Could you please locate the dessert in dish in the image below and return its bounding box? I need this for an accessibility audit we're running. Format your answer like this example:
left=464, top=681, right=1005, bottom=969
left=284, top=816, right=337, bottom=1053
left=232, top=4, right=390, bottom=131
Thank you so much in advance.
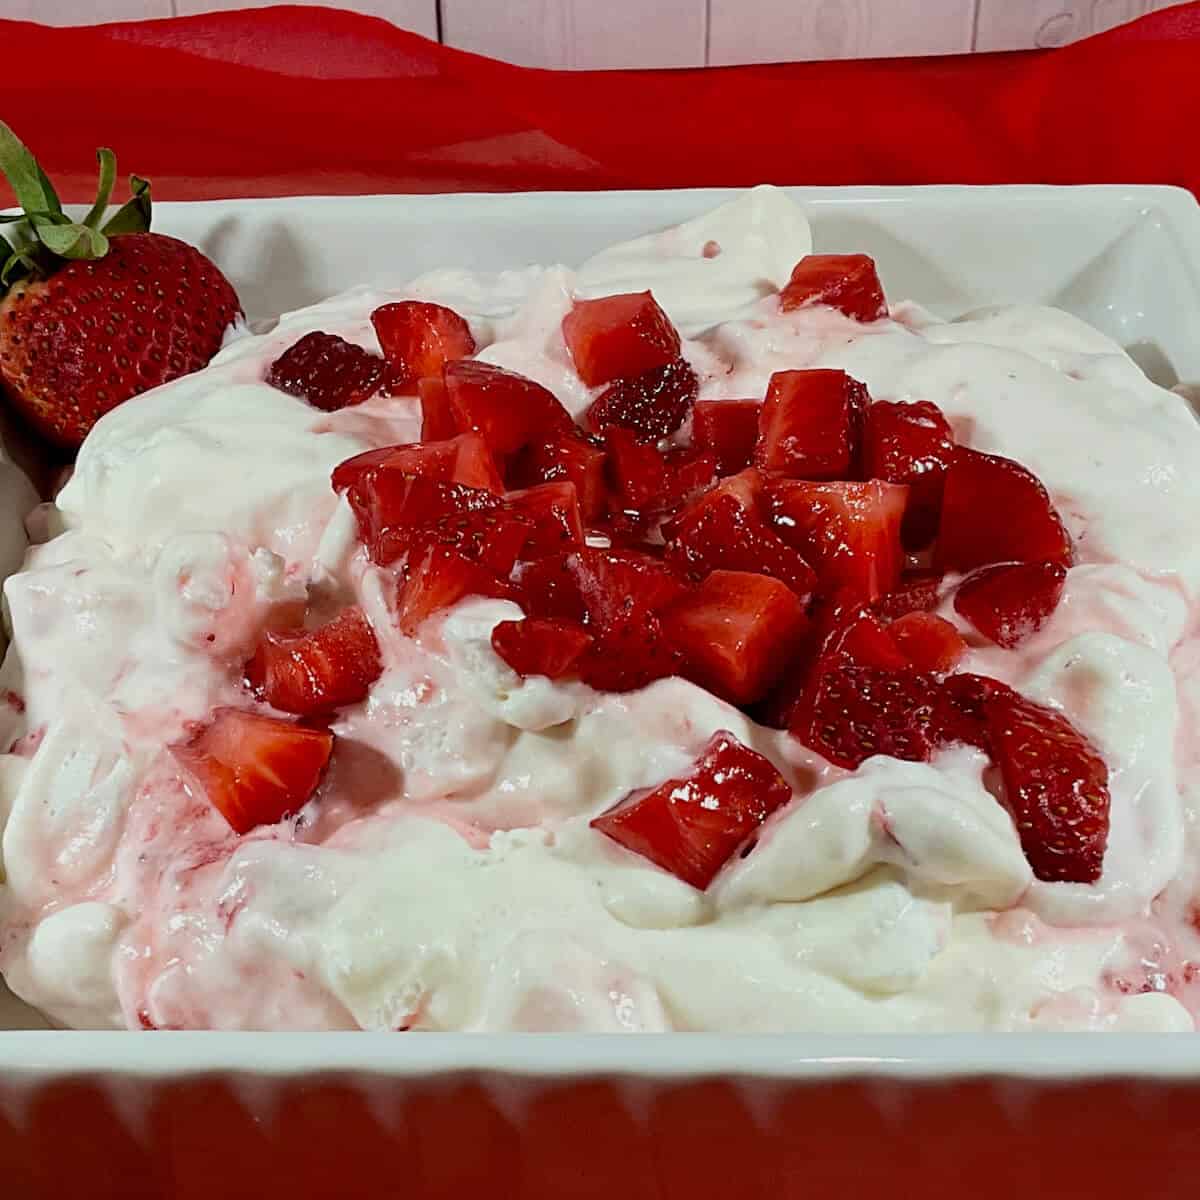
left=1, top=169, right=1199, bottom=1031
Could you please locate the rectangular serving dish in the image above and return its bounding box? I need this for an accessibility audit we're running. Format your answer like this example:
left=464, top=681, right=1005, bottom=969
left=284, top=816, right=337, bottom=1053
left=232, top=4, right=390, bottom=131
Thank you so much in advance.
left=3, top=186, right=1200, bottom=1199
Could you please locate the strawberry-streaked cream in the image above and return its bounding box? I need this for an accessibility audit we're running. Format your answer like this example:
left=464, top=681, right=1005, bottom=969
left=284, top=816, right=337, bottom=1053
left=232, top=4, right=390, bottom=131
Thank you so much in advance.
left=2, top=187, right=1200, bottom=1032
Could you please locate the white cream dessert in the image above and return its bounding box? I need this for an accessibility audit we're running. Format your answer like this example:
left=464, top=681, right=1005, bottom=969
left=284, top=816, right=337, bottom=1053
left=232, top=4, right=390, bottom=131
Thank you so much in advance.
left=1, top=186, right=1198, bottom=1033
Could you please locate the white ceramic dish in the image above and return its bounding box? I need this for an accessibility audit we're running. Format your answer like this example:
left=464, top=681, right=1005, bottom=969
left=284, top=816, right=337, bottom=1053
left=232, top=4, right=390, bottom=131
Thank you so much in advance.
left=3, top=186, right=1200, bottom=1198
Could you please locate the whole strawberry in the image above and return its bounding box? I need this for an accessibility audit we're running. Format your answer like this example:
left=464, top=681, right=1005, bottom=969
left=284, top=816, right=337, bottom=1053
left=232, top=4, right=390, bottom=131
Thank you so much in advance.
left=0, top=122, right=241, bottom=449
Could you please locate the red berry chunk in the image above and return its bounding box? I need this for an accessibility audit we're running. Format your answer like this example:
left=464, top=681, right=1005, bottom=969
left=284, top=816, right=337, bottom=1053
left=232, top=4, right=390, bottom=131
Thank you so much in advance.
left=606, top=427, right=716, bottom=520
left=888, top=612, right=966, bottom=675
left=562, top=291, right=682, bottom=387
left=936, top=447, right=1073, bottom=572
left=331, top=432, right=503, bottom=497
left=954, top=561, right=1068, bottom=649
left=662, top=570, right=808, bottom=705
left=491, top=617, right=593, bottom=679
left=371, top=301, right=476, bottom=392
left=508, top=429, right=609, bottom=524
left=586, top=357, right=698, bottom=442
left=983, top=688, right=1110, bottom=883
left=755, top=369, right=868, bottom=480
left=874, top=571, right=944, bottom=620
left=265, top=331, right=384, bottom=412
left=504, top=481, right=584, bottom=559
left=396, top=544, right=515, bottom=635
left=862, top=400, right=955, bottom=548
left=663, top=470, right=817, bottom=598
left=767, top=479, right=907, bottom=602
left=245, top=606, right=383, bottom=716
left=418, top=375, right=458, bottom=441
left=443, top=360, right=573, bottom=457
left=931, top=671, right=1006, bottom=752
left=171, top=708, right=333, bottom=834
left=692, top=399, right=762, bottom=476
left=591, top=731, right=792, bottom=889
left=779, top=254, right=887, bottom=322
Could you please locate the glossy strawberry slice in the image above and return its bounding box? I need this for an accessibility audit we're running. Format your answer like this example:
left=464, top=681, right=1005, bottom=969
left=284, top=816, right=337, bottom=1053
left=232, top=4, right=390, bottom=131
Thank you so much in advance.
left=418, top=375, right=458, bottom=441
left=767, top=479, right=907, bottom=602
left=443, top=360, right=573, bottom=457
left=953, top=561, right=1067, bottom=648
left=663, top=470, right=817, bottom=598
left=662, top=570, right=808, bottom=705
left=586, top=357, right=698, bottom=442
left=331, top=432, right=503, bottom=496
left=266, top=331, right=384, bottom=412
left=606, top=427, right=716, bottom=520
left=516, top=552, right=589, bottom=623
left=245, top=606, right=383, bottom=716
left=171, top=708, right=333, bottom=834
left=931, top=671, right=1006, bottom=752
left=591, top=731, right=792, bottom=889
left=888, top=612, right=966, bottom=675
left=936, top=447, right=1073, bottom=572
left=862, top=399, right=955, bottom=548
left=491, top=617, right=593, bottom=679
left=562, top=291, right=681, bottom=387
left=874, top=571, right=944, bottom=620
left=508, top=429, right=609, bottom=523
left=755, top=369, right=868, bottom=480
left=692, top=399, right=762, bottom=476
left=779, top=254, right=887, bottom=321
left=983, top=688, right=1110, bottom=883
left=371, top=301, right=476, bottom=392
left=396, top=544, right=515, bottom=635
left=504, top=481, right=584, bottom=559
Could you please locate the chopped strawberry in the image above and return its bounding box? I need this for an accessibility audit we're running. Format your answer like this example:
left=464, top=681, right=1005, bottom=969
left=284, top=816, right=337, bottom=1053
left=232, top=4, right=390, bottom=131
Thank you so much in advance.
left=692, top=399, right=762, bottom=476
left=562, top=291, right=681, bottom=387
left=590, top=731, right=792, bottom=889
left=767, top=479, right=907, bottom=602
left=755, top=369, right=868, bottom=480
left=662, top=570, right=808, bottom=705
left=170, top=708, right=333, bottom=834
left=331, top=432, right=503, bottom=497
left=396, top=544, right=515, bottom=635
left=779, top=254, right=887, bottom=321
left=418, top=375, right=459, bottom=441
left=516, top=552, right=588, bottom=623
left=504, top=481, right=584, bottom=559
left=508, top=429, right=609, bottom=524
left=265, top=331, right=384, bottom=412
left=983, top=688, right=1109, bottom=883
left=606, top=427, right=716, bottom=520
left=931, top=671, right=1006, bottom=752
left=953, top=561, right=1067, bottom=648
left=443, top=360, right=573, bottom=457
left=936, top=447, right=1073, bottom=572
left=874, top=571, right=944, bottom=620
left=586, top=357, right=698, bottom=442
left=663, top=470, right=817, bottom=598
left=491, top=617, right=593, bottom=679
left=244, top=606, right=383, bottom=715
left=862, top=399, right=955, bottom=548
left=370, top=301, right=476, bottom=392
left=888, top=612, right=966, bottom=674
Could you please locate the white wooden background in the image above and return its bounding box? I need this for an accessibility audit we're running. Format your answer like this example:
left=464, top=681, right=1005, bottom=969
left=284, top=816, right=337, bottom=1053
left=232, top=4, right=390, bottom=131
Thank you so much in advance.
left=7, top=0, right=1190, bottom=67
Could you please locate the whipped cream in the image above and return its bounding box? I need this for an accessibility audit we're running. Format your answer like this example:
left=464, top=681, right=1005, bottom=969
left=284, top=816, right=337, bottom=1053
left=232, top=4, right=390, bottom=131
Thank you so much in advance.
left=2, top=188, right=1199, bottom=1032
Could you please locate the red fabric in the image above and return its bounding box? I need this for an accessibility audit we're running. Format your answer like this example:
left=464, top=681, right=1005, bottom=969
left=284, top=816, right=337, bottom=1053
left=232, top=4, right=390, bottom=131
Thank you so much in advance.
left=0, top=3, right=1198, bottom=203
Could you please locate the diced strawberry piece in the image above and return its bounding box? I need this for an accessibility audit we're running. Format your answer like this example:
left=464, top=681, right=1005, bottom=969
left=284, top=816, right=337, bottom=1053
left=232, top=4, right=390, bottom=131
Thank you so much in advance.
left=418, top=375, right=459, bottom=441
left=874, top=571, right=944, bottom=620
left=591, top=731, right=792, bottom=890
left=244, top=606, right=383, bottom=716
left=953, top=561, right=1068, bottom=648
left=931, top=671, right=1007, bottom=752
left=586, top=358, right=697, bottom=442
left=504, top=481, right=584, bottom=559
left=755, top=369, right=868, bottom=480
left=662, top=570, right=808, bottom=705
left=370, top=301, right=476, bottom=391
left=862, top=399, right=955, bottom=548
left=983, top=688, right=1110, bottom=883
left=692, top=399, right=762, bottom=476
left=767, top=479, right=907, bottom=602
left=779, top=254, right=887, bottom=322
left=331, top=432, right=503, bottom=497
left=491, top=617, right=593, bottom=680
left=508, top=429, right=609, bottom=524
left=170, top=708, right=333, bottom=834
left=579, top=611, right=684, bottom=693
left=265, top=331, right=384, bottom=412
left=606, top=427, right=716, bottom=520
left=663, top=470, right=817, bottom=598
left=443, top=360, right=573, bottom=457
left=396, top=544, right=515, bottom=635
left=888, top=612, right=966, bottom=675
left=516, top=552, right=588, bottom=623
left=936, top=447, right=1073, bottom=572
left=562, top=291, right=681, bottom=387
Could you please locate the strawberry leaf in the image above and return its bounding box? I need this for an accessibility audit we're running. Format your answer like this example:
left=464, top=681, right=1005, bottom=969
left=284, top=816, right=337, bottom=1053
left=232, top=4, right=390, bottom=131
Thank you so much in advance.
left=35, top=221, right=109, bottom=260
left=81, top=148, right=117, bottom=230
left=101, top=175, right=152, bottom=236
left=0, top=120, right=63, bottom=218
